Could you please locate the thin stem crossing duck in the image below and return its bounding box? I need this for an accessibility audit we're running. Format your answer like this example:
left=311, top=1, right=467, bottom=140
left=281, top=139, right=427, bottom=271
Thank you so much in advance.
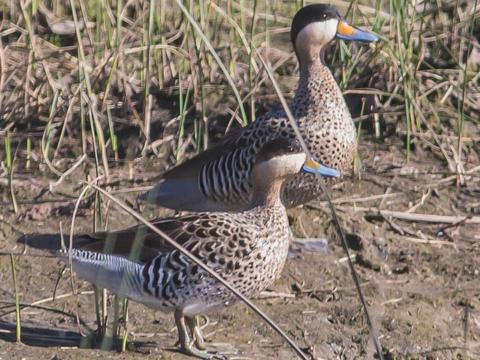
left=140, top=3, right=378, bottom=212
left=21, top=138, right=339, bottom=359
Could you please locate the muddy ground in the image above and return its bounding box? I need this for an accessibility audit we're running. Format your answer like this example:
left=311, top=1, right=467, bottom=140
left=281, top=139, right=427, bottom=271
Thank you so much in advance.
left=0, top=134, right=479, bottom=360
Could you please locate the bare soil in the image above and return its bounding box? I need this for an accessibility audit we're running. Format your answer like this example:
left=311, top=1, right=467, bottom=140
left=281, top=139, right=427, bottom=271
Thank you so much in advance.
left=1, top=134, right=479, bottom=360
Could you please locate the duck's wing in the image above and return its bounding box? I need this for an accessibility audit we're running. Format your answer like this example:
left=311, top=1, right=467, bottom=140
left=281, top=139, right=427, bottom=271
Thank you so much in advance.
left=166, top=129, right=243, bottom=178
left=74, top=216, right=200, bottom=263
left=139, top=130, right=260, bottom=212
left=20, top=217, right=195, bottom=263
left=18, top=213, right=241, bottom=264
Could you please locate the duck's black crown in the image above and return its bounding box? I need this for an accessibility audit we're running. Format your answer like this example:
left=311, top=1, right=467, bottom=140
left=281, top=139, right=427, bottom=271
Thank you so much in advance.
left=255, top=138, right=302, bottom=164
left=291, top=4, right=339, bottom=47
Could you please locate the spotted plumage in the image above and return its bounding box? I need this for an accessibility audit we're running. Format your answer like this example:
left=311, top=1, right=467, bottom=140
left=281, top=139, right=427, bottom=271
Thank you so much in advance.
left=21, top=137, right=338, bottom=358
left=139, top=3, right=378, bottom=212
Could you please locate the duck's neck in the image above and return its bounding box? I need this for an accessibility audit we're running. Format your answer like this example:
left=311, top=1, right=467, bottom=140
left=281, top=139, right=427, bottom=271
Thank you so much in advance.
left=298, top=57, right=329, bottom=81
left=293, top=49, right=343, bottom=117
left=249, top=178, right=285, bottom=209
left=298, top=47, right=326, bottom=75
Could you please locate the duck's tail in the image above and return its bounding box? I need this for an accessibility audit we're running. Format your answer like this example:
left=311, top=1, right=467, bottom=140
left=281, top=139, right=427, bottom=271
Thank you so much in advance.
left=18, top=233, right=144, bottom=300
left=59, top=249, right=144, bottom=300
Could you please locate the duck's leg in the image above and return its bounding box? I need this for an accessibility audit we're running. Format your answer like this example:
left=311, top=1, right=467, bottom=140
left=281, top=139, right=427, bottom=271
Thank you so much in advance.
left=174, top=309, right=212, bottom=359
left=186, top=314, right=237, bottom=356
left=186, top=315, right=206, bottom=350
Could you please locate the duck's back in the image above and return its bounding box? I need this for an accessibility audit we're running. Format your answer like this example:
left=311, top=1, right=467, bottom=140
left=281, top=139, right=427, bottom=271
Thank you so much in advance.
left=140, top=64, right=356, bottom=211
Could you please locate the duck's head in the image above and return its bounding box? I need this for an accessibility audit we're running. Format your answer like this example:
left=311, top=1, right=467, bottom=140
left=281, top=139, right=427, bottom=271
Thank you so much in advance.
left=291, top=4, right=378, bottom=64
left=254, top=138, right=340, bottom=181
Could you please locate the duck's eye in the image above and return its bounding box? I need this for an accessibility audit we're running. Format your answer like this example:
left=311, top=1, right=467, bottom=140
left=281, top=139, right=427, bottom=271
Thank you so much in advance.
left=287, top=145, right=296, bottom=153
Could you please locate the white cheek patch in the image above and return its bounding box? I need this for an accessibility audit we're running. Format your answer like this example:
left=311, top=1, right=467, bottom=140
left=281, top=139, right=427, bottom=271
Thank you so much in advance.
left=257, top=153, right=307, bottom=178
left=275, top=153, right=307, bottom=175
left=295, top=18, right=338, bottom=52
left=290, top=153, right=308, bottom=173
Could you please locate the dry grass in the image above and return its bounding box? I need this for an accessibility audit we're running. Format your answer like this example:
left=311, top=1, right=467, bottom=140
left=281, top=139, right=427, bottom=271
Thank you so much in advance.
left=0, top=0, right=478, bottom=177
